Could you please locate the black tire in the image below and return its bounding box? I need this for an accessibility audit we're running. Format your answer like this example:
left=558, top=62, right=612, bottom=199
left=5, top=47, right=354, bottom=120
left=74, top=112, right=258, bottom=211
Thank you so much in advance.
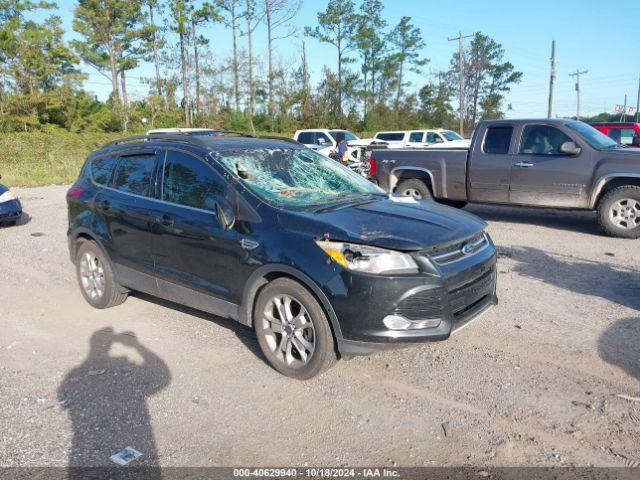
left=75, top=240, right=128, bottom=309
left=597, top=186, right=640, bottom=239
left=396, top=178, right=432, bottom=200
left=253, top=278, right=337, bottom=380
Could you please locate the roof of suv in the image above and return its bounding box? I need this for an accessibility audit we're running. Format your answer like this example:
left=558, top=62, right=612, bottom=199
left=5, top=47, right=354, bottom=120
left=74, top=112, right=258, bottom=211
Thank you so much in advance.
left=98, top=133, right=301, bottom=156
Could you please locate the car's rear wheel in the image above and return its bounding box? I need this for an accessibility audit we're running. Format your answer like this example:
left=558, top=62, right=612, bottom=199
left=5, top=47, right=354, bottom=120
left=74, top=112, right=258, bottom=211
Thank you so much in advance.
left=597, top=186, right=640, bottom=238
left=253, top=278, right=337, bottom=380
left=396, top=179, right=432, bottom=200
left=75, top=240, right=128, bottom=308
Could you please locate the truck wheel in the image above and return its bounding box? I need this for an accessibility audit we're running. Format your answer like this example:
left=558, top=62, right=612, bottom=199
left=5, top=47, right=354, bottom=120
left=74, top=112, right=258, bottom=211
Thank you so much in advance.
left=597, top=186, right=640, bottom=238
left=253, top=278, right=337, bottom=380
left=396, top=179, right=432, bottom=200
left=75, top=240, right=128, bottom=308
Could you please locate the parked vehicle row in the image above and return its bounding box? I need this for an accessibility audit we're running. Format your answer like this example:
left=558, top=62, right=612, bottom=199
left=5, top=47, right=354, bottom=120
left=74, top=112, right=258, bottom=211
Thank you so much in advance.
left=67, top=132, right=497, bottom=379
left=370, top=119, right=640, bottom=238
left=371, top=130, right=471, bottom=149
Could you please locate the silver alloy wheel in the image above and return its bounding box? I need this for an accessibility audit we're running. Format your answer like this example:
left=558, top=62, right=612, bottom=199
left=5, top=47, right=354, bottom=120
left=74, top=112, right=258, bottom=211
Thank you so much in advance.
left=402, top=188, right=423, bottom=199
left=609, top=198, right=640, bottom=230
left=262, top=294, right=315, bottom=367
left=79, top=251, right=105, bottom=300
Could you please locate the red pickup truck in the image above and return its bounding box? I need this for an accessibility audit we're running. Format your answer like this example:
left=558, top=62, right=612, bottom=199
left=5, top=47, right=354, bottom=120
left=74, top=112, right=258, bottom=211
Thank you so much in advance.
left=591, top=122, right=640, bottom=147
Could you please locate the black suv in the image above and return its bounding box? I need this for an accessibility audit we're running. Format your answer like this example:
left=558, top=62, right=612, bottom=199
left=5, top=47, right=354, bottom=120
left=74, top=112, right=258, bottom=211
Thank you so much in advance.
left=67, top=133, right=498, bottom=379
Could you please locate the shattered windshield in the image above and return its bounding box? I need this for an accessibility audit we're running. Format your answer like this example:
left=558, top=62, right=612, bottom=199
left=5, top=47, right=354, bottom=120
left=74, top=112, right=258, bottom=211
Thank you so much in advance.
left=211, top=147, right=382, bottom=208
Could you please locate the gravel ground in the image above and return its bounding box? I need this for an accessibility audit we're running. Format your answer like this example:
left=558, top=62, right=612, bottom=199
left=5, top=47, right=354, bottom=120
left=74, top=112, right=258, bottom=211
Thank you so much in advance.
left=0, top=185, right=639, bottom=468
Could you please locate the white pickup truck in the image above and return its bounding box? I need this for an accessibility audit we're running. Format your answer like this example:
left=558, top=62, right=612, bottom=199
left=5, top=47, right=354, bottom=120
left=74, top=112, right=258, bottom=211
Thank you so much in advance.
left=373, top=130, right=470, bottom=149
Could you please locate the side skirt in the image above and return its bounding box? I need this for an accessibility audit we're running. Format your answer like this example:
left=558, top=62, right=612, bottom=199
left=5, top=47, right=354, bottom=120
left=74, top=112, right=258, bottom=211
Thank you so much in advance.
left=115, top=263, right=240, bottom=321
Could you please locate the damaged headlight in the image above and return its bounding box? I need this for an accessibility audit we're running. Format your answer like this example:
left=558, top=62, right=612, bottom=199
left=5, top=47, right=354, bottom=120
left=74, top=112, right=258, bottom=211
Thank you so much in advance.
left=315, top=239, right=419, bottom=275
left=0, top=190, right=16, bottom=203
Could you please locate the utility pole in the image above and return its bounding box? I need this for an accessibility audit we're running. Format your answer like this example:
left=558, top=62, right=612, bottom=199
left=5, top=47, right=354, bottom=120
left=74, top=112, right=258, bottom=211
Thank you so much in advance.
left=621, top=94, right=628, bottom=122
left=547, top=40, right=556, bottom=118
left=569, top=69, right=588, bottom=120
left=636, top=73, right=640, bottom=122
left=448, top=31, right=474, bottom=136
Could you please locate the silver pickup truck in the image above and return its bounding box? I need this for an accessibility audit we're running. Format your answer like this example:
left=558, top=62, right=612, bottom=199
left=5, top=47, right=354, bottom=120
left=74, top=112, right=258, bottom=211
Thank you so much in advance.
left=370, top=118, right=640, bottom=238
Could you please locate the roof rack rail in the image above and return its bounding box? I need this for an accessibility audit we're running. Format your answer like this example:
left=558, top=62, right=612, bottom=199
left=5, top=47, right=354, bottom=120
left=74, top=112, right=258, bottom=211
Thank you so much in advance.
left=101, top=134, right=199, bottom=151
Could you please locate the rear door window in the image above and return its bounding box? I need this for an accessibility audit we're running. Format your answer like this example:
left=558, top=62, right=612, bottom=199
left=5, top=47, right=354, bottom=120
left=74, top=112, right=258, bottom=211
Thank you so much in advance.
left=296, top=132, right=314, bottom=144
left=162, top=150, right=225, bottom=211
left=409, top=132, right=423, bottom=142
left=376, top=133, right=405, bottom=142
left=91, top=156, right=118, bottom=185
left=112, top=153, right=156, bottom=197
left=483, top=126, right=513, bottom=154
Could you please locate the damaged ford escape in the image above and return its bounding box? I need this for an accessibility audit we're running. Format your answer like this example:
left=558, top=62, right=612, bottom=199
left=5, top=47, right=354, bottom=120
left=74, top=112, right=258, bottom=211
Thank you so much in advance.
left=67, top=133, right=497, bottom=379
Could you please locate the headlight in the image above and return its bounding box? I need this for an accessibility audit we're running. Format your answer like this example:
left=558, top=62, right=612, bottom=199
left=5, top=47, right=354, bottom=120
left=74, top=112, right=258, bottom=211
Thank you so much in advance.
left=315, top=239, right=419, bottom=275
left=0, top=190, right=16, bottom=203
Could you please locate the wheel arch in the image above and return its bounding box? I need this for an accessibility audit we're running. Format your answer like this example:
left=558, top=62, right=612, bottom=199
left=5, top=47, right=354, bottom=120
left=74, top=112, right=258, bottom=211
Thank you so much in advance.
left=590, top=174, right=640, bottom=209
left=239, top=264, right=345, bottom=350
left=390, top=167, right=436, bottom=196
left=69, top=228, right=109, bottom=261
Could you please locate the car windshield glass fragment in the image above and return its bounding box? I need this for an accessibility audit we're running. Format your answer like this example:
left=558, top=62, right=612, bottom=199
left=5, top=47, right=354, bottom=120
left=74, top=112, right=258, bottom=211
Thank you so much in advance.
left=211, top=147, right=382, bottom=208
left=442, top=131, right=464, bottom=141
left=329, top=130, right=359, bottom=142
left=566, top=121, right=618, bottom=150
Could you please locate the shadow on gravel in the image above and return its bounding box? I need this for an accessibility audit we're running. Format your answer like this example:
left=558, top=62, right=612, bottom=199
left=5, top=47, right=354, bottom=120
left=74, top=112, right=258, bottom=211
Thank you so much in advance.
left=501, top=246, right=640, bottom=310
left=131, top=292, right=268, bottom=367
left=598, top=317, right=640, bottom=384
left=465, top=204, right=600, bottom=235
left=58, top=327, right=170, bottom=476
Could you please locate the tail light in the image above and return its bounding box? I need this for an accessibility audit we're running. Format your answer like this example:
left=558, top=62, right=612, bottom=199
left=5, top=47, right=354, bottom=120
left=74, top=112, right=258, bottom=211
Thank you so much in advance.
left=369, top=155, right=377, bottom=177
left=68, top=186, right=85, bottom=199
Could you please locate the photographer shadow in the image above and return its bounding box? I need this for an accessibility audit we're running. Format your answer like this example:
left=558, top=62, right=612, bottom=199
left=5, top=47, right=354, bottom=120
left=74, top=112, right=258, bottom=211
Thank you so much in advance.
left=58, top=327, right=171, bottom=477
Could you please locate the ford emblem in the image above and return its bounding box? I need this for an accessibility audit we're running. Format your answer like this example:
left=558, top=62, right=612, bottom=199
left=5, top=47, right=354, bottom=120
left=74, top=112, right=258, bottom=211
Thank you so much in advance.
left=461, top=242, right=475, bottom=255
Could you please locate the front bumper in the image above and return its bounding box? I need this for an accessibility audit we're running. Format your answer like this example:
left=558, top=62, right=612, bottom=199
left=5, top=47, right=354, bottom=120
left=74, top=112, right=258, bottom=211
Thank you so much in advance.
left=0, top=199, right=22, bottom=224
left=324, top=241, right=498, bottom=356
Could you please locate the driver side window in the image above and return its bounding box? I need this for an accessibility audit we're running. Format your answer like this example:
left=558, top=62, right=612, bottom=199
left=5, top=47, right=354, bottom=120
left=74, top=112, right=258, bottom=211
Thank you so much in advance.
left=520, top=125, right=573, bottom=155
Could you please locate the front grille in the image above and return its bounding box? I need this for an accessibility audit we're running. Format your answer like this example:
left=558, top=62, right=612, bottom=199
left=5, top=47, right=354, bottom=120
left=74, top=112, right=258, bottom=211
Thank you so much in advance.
left=448, top=267, right=495, bottom=318
left=392, top=288, right=445, bottom=320
left=427, top=232, right=489, bottom=265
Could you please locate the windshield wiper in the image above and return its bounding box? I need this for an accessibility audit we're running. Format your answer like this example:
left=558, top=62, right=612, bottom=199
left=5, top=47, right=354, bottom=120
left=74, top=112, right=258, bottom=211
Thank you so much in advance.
left=312, top=194, right=380, bottom=213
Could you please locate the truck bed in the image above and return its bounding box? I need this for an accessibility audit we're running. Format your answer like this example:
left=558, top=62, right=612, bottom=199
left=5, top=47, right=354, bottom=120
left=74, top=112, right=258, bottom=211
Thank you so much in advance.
left=372, top=148, right=469, bottom=201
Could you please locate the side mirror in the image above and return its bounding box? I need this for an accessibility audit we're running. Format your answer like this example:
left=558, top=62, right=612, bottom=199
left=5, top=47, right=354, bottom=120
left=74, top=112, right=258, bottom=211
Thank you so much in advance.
left=215, top=199, right=235, bottom=231
left=559, top=141, right=581, bottom=156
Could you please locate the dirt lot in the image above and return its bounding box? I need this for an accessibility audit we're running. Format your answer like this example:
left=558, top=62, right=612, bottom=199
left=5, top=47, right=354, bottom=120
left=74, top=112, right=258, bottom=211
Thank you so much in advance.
left=0, top=184, right=639, bottom=469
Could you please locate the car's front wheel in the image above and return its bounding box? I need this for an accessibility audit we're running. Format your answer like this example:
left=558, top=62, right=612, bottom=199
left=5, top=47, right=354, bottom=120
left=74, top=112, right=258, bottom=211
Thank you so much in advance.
left=75, top=240, right=128, bottom=309
left=253, top=278, right=337, bottom=380
left=597, top=186, right=640, bottom=238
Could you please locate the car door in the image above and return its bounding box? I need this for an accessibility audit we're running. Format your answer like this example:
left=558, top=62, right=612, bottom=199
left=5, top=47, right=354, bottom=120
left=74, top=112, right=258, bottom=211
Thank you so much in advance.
left=149, top=148, right=242, bottom=306
left=94, top=149, right=160, bottom=281
left=509, top=123, right=592, bottom=208
left=467, top=124, right=514, bottom=203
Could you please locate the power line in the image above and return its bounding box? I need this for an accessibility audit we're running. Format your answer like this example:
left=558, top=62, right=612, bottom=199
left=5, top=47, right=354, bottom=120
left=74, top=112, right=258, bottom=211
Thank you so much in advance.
left=448, top=31, right=474, bottom=136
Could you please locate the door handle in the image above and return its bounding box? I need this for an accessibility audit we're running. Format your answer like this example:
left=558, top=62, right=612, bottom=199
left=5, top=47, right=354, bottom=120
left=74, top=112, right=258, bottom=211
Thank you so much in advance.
left=513, top=161, right=534, bottom=168
left=157, top=214, right=174, bottom=227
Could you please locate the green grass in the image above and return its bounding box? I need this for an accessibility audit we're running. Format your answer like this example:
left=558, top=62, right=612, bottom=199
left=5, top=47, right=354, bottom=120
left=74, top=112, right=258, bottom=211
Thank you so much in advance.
left=0, top=129, right=125, bottom=187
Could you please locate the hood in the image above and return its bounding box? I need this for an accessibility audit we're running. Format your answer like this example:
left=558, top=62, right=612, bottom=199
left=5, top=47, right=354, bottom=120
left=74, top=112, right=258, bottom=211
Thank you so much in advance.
left=278, top=196, right=486, bottom=251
